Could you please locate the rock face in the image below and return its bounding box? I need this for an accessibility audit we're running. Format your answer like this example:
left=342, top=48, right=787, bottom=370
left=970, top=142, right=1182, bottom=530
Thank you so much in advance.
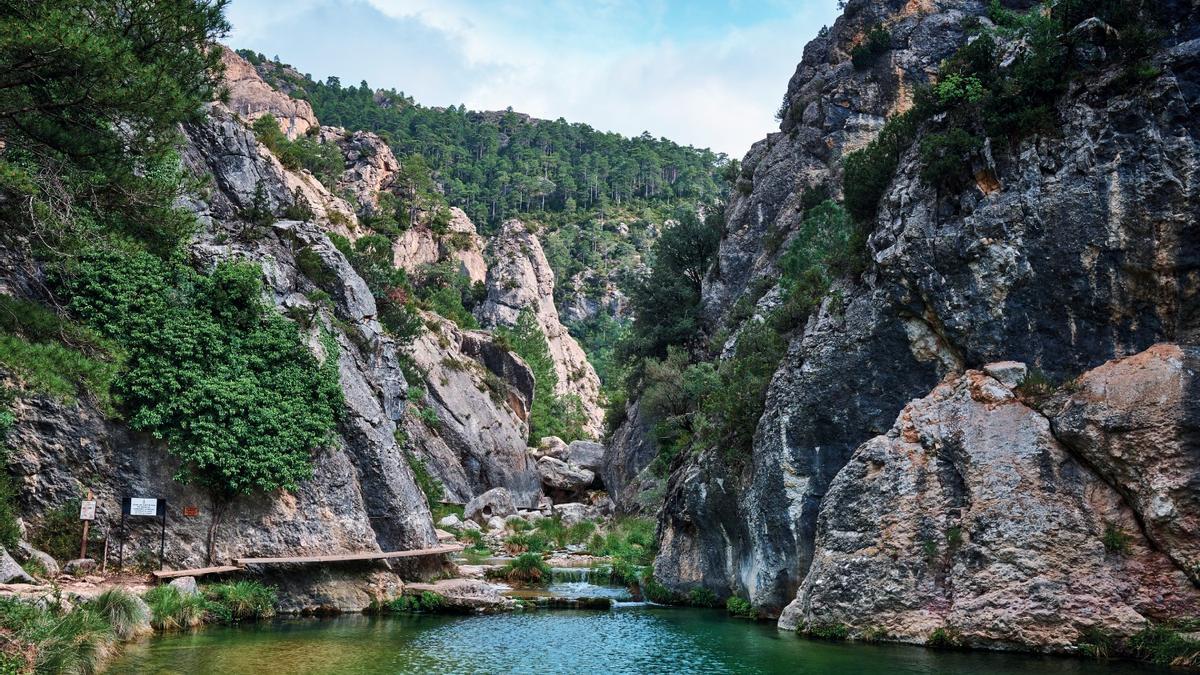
left=477, top=220, right=605, bottom=437
left=780, top=361, right=1200, bottom=651
left=391, top=208, right=488, bottom=285
left=324, top=127, right=400, bottom=218
left=654, top=0, right=1200, bottom=625
left=405, top=312, right=542, bottom=507
left=560, top=270, right=628, bottom=324
left=1050, top=344, right=1200, bottom=585
left=602, top=401, right=663, bottom=515
left=219, top=47, right=317, bottom=140
left=536, top=456, right=594, bottom=500
left=464, top=488, right=517, bottom=525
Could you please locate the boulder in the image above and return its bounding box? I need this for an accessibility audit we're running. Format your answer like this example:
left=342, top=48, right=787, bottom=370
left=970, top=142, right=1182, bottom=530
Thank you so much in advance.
left=983, top=361, right=1028, bottom=389
left=465, top=488, right=517, bottom=525
left=536, top=457, right=594, bottom=497
left=551, top=503, right=591, bottom=527
left=15, top=542, right=59, bottom=578
left=486, top=516, right=507, bottom=533
left=437, top=514, right=462, bottom=529
left=779, top=368, right=1200, bottom=649
left=537, top=436, right=568, bottom=460
left=169, top=576, right=199, bottom=596
left=565, top=440, right=604, bottom=473
left=63, top=558, right=96, bottom=577
left=461, top=519, right=482, bottom=532
left=404, top=579, right=514, bottom=612
left=0, top=549, right=33, bottom=584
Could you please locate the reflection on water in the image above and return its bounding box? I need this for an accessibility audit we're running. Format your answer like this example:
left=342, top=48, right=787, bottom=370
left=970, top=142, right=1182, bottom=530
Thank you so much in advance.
left=105, top=608, right=1164, bottom=675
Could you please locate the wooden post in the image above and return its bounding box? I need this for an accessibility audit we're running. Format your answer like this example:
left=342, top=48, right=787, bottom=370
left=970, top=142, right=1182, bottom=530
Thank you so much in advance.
left=79, top=489, right=93, bottom=559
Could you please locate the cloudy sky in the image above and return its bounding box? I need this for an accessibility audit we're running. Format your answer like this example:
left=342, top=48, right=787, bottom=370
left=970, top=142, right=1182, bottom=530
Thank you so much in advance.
left=225, top=1, right=840, bottom=158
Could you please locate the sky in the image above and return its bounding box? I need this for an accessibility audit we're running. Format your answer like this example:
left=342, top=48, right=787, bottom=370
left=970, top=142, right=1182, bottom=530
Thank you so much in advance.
left=225, top=0, right=841, bottom=158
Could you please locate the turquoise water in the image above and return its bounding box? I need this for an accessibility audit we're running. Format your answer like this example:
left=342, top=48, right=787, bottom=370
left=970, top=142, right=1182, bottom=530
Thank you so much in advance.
left=106, top=608, right=1162, bottom=674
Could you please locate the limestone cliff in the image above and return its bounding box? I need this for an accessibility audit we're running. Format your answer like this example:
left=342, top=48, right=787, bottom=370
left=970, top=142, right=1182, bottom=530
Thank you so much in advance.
left=647, top=0, right=1200, bottom=649
left=478, top=220, right=605, bottom=437
left=220, top=47, right=318, bottom=140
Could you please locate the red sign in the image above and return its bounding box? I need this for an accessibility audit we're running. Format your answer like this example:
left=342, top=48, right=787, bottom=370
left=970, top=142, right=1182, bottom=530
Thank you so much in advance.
left=182, top=506, right=200, bottom=517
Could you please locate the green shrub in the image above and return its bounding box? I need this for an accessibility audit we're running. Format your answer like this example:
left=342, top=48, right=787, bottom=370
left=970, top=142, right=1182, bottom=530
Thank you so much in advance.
left=927, top=626, right=964, bottom=648
left=1102, top=523, right=1133, bottom=555
left=87, top=589, right=148, bottom=640
left=919, top=129, right=983, bottom=189
left=142, top=586, right=206, bottom=631
left=843, top=107, right=925, bottom=222
left=203, top=581, right=277, bottom=622
left=1016, top=368, right=1054, bottom=398
left=639, top=573, right=677, bottom=604
left=488, top=552, right=552, bottom=584
left=851, top=25, right=891, bottom=69
left=1128, top=622, right=1200, bottom=667
left=687, top=587, right=718, bottom=608
left=726, top=596, right=756, bottom=619
left=388, top=591, right=446, bottom=614
left=30, top=499, right=103, bottom=562
left=496, top=310, right=587, bottom=443
left=405, top=451, right=445, bottom=504
left=805, top=622, right=849, bottom=641
left=1078, top=625, right=1115, bottom=659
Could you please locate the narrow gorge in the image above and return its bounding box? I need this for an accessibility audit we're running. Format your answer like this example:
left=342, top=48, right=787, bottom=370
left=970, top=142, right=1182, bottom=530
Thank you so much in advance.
left=0, top=0, right=1197, bottom=672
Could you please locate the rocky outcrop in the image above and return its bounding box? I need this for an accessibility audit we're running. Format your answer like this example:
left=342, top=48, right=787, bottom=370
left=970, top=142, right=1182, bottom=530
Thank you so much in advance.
left=656, top=0, right=1200, bottom=620
left=560, top=270, right=628, bottom=324
left=1050, top=344, right=1200, bottom=585
left=779, top=360, right=1200, bottom=651
left=219, top=47, right=318, bottom=140
left=323, top=128, right=400, bottom=218
left=464, top=488, right=516, bottom=525
left=405, top=312, right=541, bottom=507
left=602, top=401, right=663, bottom=515
left=391, top=208, right=488, bottom=285
left=477, top=220, right=604, bottom=436
left=536, top=456, right=594, bottom=500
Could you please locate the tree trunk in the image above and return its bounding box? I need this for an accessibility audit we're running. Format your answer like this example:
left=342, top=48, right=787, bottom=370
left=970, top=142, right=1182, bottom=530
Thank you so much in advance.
left=206, top=494, right=227, bottom=565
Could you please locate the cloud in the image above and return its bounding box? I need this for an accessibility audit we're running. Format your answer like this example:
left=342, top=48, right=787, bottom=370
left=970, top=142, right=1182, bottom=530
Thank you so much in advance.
left=226, top=0, right=839, bottom=157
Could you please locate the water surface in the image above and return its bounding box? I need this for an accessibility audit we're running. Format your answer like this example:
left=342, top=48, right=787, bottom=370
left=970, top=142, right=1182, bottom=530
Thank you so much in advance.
left=106, top=608, right=1162, bottom=674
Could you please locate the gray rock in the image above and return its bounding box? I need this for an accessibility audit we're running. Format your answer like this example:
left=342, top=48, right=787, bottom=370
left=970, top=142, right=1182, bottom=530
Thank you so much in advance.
left=551, top=503, right=591, bottom=526
left=602, top=399, right=663, bottom=515
left=537, top=436, right=568, bottom=460
left=15, top=542, right=59, bottom=578
left=465, top=488, right=516, bottom=525
left=437, top=514, right=462, bottom=529
left=169, top=576, right=199, bottom=596
left=536, top=457, right=595, bottom=498
left=983, top=361, right=1028, bottom=389
left=63, top=558, right=96, bottom=577
left=486, top=516, right=507, bottom=533
left=460, top=519, right=482, bottom=532
left=0, top=549, right=33, bottom=584
left=565, top=441, right=604, bottom=474
left=780, top=366, right=1200, bottom=650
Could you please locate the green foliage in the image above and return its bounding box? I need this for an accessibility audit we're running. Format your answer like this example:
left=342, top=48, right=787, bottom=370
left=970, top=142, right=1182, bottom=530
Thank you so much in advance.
left=0, top=295, right=124, bottom=412
left=851, top=25, right=892, bottom=69
left=87, top=589, right=148, bottom=641
left=1127, top=622, right=1200, bottom=667
left=202, top=581, right=277, bottom=623
left=252, top=115, right=343, bottom=188
left=54, top=252, right=344, bottom=498
left=405, top=451, right=445, bottom=504
left=496, top=310, right=587, bottom=443
left=686, top=587, right=718, bottom=608
left=639, top=573, right=677, bottom=604
left=275, top=71, right=723, bottom=227
left=388, top=591, right=446, bottom=614
left=726, top=597, right=756, bottom=619
left=919, top=129, right=983, bottom=188
left=805, top=622, right=850, bottom=641
left=503, top=531, right=549, bottom=555
left=30, top=499, right=102, bottom=562
left=0, top=0, right=229, bottom=255
left=1102, top=523, right=1133, bottom=555
left=620, top=210, right=720, bottom=362
left=1078, top=625, right=1115, bottom=659
left=843, top=107, right=925, bottom=222
left=489, top=552, right=552, bottom=584
left=1016, top=368, right=1055, bottom=398
left=143, top=585, right=207, bottom=631
left=927, top=626, right=964, bottom=649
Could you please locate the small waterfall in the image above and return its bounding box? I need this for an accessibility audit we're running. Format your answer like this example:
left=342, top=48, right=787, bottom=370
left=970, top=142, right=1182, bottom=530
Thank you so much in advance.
left=549, top=567, right=595, bottom=584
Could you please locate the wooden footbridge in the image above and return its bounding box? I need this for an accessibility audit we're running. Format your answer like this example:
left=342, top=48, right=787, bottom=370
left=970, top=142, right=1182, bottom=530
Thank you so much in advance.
left=151, top=543, right=463, bottom=581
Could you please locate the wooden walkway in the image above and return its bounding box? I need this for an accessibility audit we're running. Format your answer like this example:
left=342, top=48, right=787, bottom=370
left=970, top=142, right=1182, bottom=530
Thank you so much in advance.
left=235, top=544, right=463, bottom=566
left=151, top=544, right=463, bottom=580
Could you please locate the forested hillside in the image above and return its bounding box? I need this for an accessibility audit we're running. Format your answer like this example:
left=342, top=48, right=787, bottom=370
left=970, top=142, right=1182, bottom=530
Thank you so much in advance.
left=236, top=50, right=725, bottom=229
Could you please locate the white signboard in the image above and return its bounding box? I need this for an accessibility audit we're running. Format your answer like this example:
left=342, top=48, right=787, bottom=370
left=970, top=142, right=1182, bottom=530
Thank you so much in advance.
left=129, top=497, right=158, bottom=517
left=79, top=500, right=96, bottom=521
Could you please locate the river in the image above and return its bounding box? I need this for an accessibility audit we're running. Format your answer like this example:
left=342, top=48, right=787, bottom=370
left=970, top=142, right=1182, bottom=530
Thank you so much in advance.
left=106, top=595, right=1163, bottom=674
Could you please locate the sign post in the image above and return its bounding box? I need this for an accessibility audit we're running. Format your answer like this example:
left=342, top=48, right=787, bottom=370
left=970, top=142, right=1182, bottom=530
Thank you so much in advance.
left=117, top=497, right=167, bottom=571
left=78, top=490, right=96, bottom=559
